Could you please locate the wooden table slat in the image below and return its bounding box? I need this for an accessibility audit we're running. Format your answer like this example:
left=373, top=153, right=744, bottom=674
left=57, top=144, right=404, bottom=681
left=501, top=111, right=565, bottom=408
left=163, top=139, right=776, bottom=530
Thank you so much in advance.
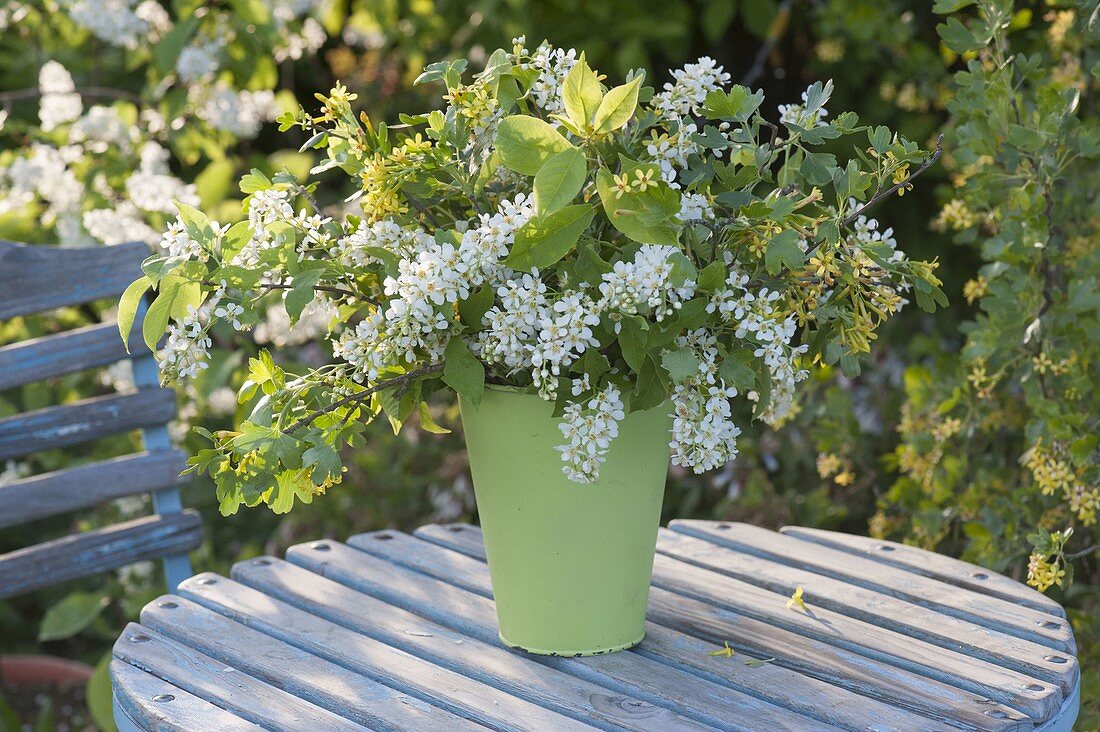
left=110, top=660, right=266, bottom=732
left=285, top=540, right=838, bottom=732
left=139, top=594, right=498, bottom=732
left=779, top=526, right=1066, bottom=619
left=112, top=520, right=1080, bottom=732
left=669, top=521, right=1075, bottom=654
left=352, top=530, right=990, bottom=732
left=412, top=524, right=1036, bottom=732
left=113, top=622, right=369, bottom=732
left=215, top=558, right=714, bottom=732
left=655, top=529, right=1077, bottom=691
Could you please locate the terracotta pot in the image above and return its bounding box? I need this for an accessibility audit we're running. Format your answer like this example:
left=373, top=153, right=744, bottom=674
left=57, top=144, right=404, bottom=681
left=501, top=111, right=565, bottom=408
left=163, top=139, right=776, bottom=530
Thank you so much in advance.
left=0, top=654, right=94, bottom=688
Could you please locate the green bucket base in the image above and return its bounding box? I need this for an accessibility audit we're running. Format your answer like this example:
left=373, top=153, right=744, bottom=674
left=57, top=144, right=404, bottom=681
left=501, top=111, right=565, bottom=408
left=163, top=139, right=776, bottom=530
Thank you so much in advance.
left=499, top=631, right=645, bottom=657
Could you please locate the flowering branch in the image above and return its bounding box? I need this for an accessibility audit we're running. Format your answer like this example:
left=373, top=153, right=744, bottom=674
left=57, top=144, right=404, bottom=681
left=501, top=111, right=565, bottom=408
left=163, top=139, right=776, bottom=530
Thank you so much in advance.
left=842, top=134, right=945, bottom=226
left=284, top=362, right=444, bottom=433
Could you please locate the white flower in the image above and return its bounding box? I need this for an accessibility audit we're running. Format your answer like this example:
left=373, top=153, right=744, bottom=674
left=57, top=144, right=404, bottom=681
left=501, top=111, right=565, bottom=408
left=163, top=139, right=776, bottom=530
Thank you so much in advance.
left=69, top=106, right=138, bottom=153
left=0, top=460, right=31, bottom=487
left=778, top=85, right=830, bottom=128
left=254, top=298, right=337, bottom=347
left=513, top=39, right=577, bottom=115
left=677, top=192, right=714, bottom=222
left=177, top=42, right=220, bottom=83
left=127, top=170, right=200, bottom=213
left=38, top=61, right=82, bottom=132
left=61, top=0, right=150, bottom=48
left=598, top=245, right=694, bottom=320
left=206, top=387, right=238, bottom=417
left=556, top=384, right=626, bottom=483
left=194, top=83, right=279, bottom=138
left=159, top=217, right=207, bottom=263
left=83, top=202, right=158, bottom=245
left=652, top=57, right=730, bottom=119
left=160, top=307, right=212, bottom=380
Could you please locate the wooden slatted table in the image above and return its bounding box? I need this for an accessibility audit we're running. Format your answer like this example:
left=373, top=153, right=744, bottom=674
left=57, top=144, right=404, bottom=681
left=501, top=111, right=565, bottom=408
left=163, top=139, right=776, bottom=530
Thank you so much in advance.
left=112, top=521, right=1081, bottom=731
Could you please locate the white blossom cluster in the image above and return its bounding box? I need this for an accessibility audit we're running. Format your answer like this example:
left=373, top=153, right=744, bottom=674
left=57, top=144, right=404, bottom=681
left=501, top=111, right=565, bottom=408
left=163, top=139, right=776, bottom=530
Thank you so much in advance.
left=556, top=383, right=626, bottom=483
left=232, top=188, right=296, bottom=267
left=652, top=57, right=731, bottom=119
left=477, top=272, right=549, bottom=372
left=335, top=196, right=537, bottom=383
left=598, top=244, right=695, bottom=320
left=61, top=0, right=163, bottom=49
left=669, top=331, right=742, bottom=473
left=254, top=298, right=338, bottom=347
left=645, top=122, right=702, bottom=185
left=194, top=83, right=279, bottom=138
left=38, top=61, right=82, bottom=132
left=161, top=306, right=213, bottom=380
left=511, top=36, right=577, bottom=115
left=177, top=42, right=221, bottom=83
left=706, top=269, right=810, bottom=425
left=778, top=86, right=830, bottom=128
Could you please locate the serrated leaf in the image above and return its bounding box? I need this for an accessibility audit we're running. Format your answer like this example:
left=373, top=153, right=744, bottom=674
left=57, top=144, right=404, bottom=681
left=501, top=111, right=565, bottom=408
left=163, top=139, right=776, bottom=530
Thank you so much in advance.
left=765, top=230, right=805, bottom=274
left=534, top=147, right=587, bottom=214
left=662, top=349, right=701, bottom=382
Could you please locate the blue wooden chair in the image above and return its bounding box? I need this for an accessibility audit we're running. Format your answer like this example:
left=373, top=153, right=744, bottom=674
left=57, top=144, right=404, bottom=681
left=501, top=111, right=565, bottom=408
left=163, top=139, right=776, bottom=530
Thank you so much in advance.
left=0, top=240, right=199, bottom=600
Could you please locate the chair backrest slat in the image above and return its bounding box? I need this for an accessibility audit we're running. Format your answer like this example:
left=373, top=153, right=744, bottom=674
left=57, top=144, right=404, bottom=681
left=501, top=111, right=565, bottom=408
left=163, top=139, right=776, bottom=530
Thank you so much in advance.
left=0, top=240, right=149, bottom=320
left=0, top=450, right=189, bottom=529
left=0, top=389, right=177, bottom=462
left=0, top=512, right=202, bottom=599
left=0, top=240, right=198, bottom=597
left=0, top=322, right=149, bottom=391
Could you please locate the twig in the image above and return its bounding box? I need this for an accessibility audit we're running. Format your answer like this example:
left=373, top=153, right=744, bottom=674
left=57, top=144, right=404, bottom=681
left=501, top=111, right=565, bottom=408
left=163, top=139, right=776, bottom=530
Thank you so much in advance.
left=285, top=363, right=445, bottom=433
left=203, top=279, right=364, bottom=300
left=741, top=0, right=796, bottom=87
left=1066, top=544, right=1099, bottom=561
left=0, top=86, right=142, bottom=105
left=841, top=134, right=944, bottom=226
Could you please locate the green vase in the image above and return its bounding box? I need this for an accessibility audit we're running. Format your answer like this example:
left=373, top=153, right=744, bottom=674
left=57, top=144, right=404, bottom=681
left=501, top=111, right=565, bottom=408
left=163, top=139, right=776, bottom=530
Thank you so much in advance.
left=459, top=386, right=672, bottom=656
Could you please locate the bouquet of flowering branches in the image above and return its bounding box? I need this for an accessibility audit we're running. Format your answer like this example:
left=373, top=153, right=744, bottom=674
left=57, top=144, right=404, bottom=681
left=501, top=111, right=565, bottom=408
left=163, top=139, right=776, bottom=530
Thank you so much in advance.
left=123, top=38, right=945, bottom=514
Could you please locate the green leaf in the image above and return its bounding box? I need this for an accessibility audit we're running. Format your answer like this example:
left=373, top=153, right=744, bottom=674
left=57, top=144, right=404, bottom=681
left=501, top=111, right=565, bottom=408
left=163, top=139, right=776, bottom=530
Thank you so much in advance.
left=720, top=349, right=757, bottom=391
left=765, top=230, right=805, bottom=274
left=702, top=86, right=764, bottom=121
left=443, top=337, right=485, bottom=407
left=593, top=76, right=642, bottom=134
left=563, top=55, right=603, bottom=130
left=505, top=204, right=596, bottom=271
left=86, top=654, right=117, bottom=732
left=239, top=168, right=272, bottom=193
left=418, top=402, right=451, bottom=434
left=937, top=17, right=983, bottom=53
left=932, top=0, right=976, bottom=14
left=302, top=441, right=341, bottom=484
left=495, top=115, right=573, bottom=175
left=618, top=316, right=649, bottom=372
left=153, top=16, right=199, bottom=73
left=38, top=592, right=109, bottom=641
left=118, top=277, right=151, bottom=352
left=662, top=349, right=702, bottom=382
left=458, top=283, right=495, bottom=327
left=799, top=151, right=837, bottom=187
left=534, top=147, right=587, bottom=215
left=595, top=166, right=681, bottom=245
left=143, top=276, right=202, bottom=351
left=697, top=261, right=728, bottom=292
left=285, top=269, right=324, bottom=323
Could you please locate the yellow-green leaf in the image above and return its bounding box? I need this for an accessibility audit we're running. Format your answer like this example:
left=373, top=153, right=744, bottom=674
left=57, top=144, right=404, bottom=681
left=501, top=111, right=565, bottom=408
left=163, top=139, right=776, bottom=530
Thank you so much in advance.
left=593, top=76, right=642, bottom=134
left=495, top=115, right=572, bottom=175
left=118, top=276, right=151, bottom=353
left=534, top=147, right=587, bottom=215
left=562, top=55, right=603, bottom=130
